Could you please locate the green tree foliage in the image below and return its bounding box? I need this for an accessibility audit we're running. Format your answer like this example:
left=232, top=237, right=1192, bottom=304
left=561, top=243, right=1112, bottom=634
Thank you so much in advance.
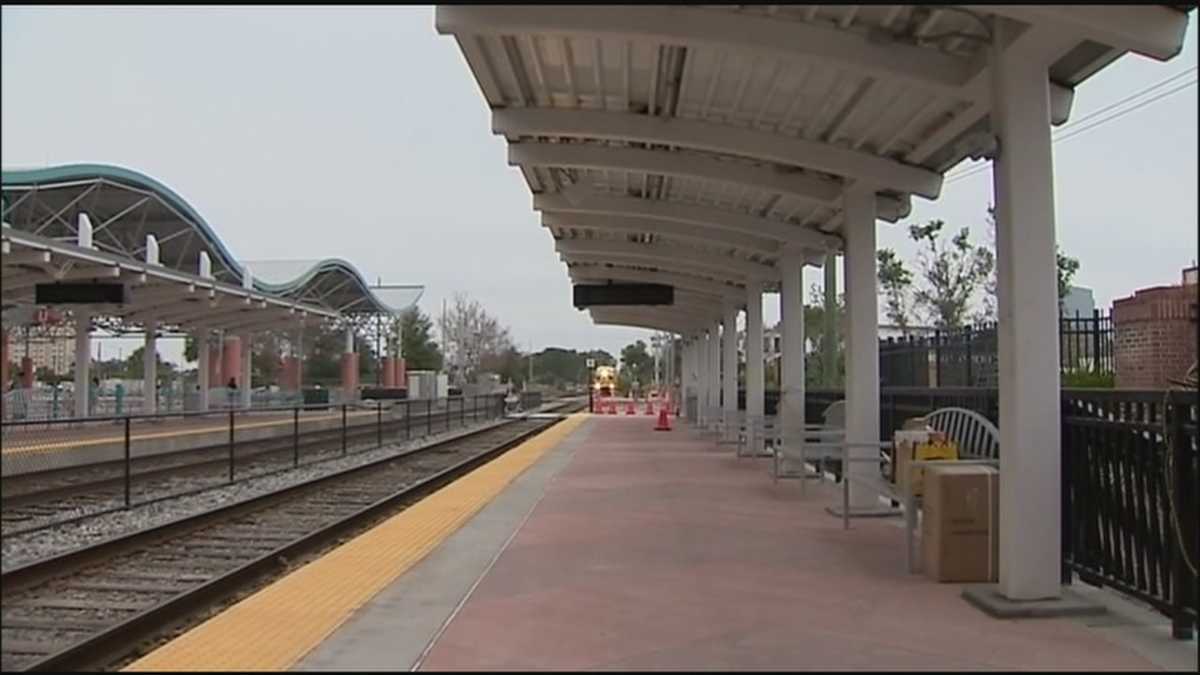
left=526, top=347, right=614, bottom=389
left=619, top=340, right=654, bottom=392
left=876, top=248, right=914, bottom=334
left=1057, top=250, right=1081, bottom=310
left=804, top=283, right=845, bottom=387
left=399, top=308, right=444, bottom=371
left=980, top=205, right=1081, bottom=321
left=908, top=219, right=994, bottom=329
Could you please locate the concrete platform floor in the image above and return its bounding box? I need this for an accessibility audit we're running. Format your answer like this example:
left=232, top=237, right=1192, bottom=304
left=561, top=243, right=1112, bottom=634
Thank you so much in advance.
left=299, top=415, right=1196, bottom=672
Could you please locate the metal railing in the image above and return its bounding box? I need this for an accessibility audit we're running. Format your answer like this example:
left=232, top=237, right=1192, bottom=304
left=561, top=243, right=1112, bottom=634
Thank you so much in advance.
left=878, top=310, right=1115, bottom=387
left=1, top=394, right=509, bottom=530
left=799, top=385, right=1198, bottom=637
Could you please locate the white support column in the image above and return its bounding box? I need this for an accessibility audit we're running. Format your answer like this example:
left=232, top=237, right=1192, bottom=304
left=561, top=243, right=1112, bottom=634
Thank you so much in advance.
left=240, top=332, right=252, bottom=408
left=685, top=336, right=696, bottom=421
left=73, top=310, right=91, bottom=417
left=722, top=302, right=739, bottom=441
left=144, top=320, right=158, bottom=414
left=823, top=253, right=839, bottom=387
left=991, top=19, right=1062, bottom=602
left=780, top=252, right=806, bottom=451
left=745, top=280, right=764, bottom=453
left=696, top=331, right=700, bottom=422
left=705, top=319, right=715, bottom=427
left=196, top=327, right=211, bottom=412
left=843, top=183, right=882, bottom=510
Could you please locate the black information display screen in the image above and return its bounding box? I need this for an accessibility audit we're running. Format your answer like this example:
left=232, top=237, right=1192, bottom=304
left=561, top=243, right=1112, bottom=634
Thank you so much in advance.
left=35, top=283, right=128, bottom=305
left=573, top=283, right=674, bottom=308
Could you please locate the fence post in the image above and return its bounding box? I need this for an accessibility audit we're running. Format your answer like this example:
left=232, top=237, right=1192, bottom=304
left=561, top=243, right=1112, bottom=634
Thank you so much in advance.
left=228, top=409, right=235, bottom=483
left=1060, top=397, right=1072, bottom=585
left=1091, top=309, right=1102, bottom=373
left=124, top=416, right=132, bottom=507
left=1168, top=394, right=1197, bottom=640
left=934, top=329, right=942, bottom=387
left=293, top=406, right=299, bottom=468
left=965, top=327, right=974, bottom=387
left=377, top=400, right=383, bottom=448
left=427, top=399, right=432, bottom=436
left=342, top=403, right=348, bottom=455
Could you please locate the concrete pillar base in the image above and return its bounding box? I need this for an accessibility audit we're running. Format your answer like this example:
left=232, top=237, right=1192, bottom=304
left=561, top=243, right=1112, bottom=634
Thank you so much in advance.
left=824, top=505, right=903, bottom=519
left=961, top=584, right=1105, bottom=619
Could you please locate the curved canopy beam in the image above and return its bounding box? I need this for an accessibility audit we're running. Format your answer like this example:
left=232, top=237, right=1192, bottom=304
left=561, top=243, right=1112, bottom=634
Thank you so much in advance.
left=511, top=142, right=909, bottom=221
left=437, top=5, right=981, bottom=96
left=562, top=251, right=751, bottom=286
left=541, top=211, right=780, bottom=257
left=495, top=108, right=941, bottom=199
left=556, top=238, right=780, bottom=281
left=534, top=192, right=841, bottom=250
left=591, top=307, right=718, bottom=331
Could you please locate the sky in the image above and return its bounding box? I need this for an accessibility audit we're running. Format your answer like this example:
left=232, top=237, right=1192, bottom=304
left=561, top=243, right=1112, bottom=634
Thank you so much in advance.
left=2, top=6, right=1197, bottom=367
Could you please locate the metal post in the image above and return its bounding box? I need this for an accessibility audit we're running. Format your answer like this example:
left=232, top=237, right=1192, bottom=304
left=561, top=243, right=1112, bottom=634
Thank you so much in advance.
left=965, top=327, right=974, bottom=387
left=228, top=409, right=235, bottom=483
left=1091, top=309, right=1101, bottom=374
left=124, top=416, right=132, bottom=507
left=934, top=329, right=942, bottom=387
left=293, top=406, right=299, bottom=467
left=1169, top=395, right=1197, bottom=640
left=377, top=400, right=383, bottom=448
left=341, top=403, right=347, bottom=455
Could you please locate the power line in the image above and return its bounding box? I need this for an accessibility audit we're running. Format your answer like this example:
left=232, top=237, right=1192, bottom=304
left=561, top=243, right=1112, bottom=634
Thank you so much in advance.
left=943, top=67, right=1198, bottom=184
left=943, top=77, right=1197, bottom=186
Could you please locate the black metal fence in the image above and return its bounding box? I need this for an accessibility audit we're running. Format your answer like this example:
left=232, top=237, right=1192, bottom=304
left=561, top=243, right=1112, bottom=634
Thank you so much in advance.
left=879, top=310, right=1115, bottom=387
left=1, top=394, right=508, bottom=532
left=800, top=385, right=1198, bottom=637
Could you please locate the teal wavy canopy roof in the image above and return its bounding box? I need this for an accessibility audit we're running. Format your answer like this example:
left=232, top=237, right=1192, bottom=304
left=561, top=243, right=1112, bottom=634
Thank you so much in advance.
left=1, top=164, right=421, bottom=316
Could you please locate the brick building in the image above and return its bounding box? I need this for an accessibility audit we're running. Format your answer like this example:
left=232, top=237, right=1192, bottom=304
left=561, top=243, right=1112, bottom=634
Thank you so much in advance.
left=1112, top=266, right=1198, bottom=389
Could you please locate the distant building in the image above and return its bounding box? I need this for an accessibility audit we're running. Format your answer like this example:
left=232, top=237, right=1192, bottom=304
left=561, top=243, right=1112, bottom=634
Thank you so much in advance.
left=1112, top=266, right=1198, bottom=389
left=1061, top=285, right=1096, bottom=318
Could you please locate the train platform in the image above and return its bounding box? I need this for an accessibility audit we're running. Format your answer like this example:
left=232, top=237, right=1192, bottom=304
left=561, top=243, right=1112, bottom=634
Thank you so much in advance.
left=124, top=414, right=1193, bottom=672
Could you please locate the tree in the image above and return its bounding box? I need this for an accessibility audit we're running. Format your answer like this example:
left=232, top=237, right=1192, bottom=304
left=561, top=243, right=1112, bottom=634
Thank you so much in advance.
left=1057, top=249, right=1081, bottom=310
left=876, top=248, right=914, bottom=334
left=979, top=204, right=1082, bottom=320
left=804, top=283, right=845, bottom=387
left=908, top=219, right=994, bottom=329
left=438, top=293, right=513, bottom=385
left=619, top=340, right=654, bottom=392
left=398, top=308, right=444, bottom=371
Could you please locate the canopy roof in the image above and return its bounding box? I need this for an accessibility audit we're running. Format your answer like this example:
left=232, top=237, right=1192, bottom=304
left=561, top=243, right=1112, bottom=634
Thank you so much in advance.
left=437, top=4, right=1192, bottom=332
left=1, top=164, right=422, bottom=318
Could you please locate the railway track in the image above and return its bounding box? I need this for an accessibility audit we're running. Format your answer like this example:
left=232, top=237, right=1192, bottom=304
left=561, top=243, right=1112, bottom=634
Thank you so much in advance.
left=1, top=404, right=491, bottom=536
left=0, top=408, right=579, bottom=671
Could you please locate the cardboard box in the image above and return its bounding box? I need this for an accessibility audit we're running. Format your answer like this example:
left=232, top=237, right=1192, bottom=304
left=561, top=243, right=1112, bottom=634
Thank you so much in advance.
left=922, top=465, right=999, bottom=583
left=892, top=430, right=957, bottom=495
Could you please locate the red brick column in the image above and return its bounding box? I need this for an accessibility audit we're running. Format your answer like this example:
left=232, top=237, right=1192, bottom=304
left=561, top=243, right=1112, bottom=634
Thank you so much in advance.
left=382, top=357, right=396, bottom=388
left=341, top=352, right=358, bottom=397
left=1113, top=284, right=1199, bottom=389
left=394, top=358, right=407, bottom=391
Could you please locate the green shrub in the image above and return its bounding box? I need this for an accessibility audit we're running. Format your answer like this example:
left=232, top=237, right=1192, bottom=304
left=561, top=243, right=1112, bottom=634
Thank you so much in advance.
left=1062, top=370, right=1115, bottom=388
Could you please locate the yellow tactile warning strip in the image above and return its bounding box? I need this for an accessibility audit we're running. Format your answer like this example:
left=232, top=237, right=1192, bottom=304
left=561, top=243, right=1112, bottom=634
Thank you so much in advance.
left=122, top=413, right=588, bottom=672
left=5, top=409, right=379, bottom=456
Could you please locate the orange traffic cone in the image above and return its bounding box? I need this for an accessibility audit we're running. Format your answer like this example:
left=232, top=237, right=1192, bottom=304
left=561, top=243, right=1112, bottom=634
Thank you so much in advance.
left=644, top=399, right=655, bottom=415
left=625, top=400, right=636, bottom=415
left=655, top=406, right=672, bottom=431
